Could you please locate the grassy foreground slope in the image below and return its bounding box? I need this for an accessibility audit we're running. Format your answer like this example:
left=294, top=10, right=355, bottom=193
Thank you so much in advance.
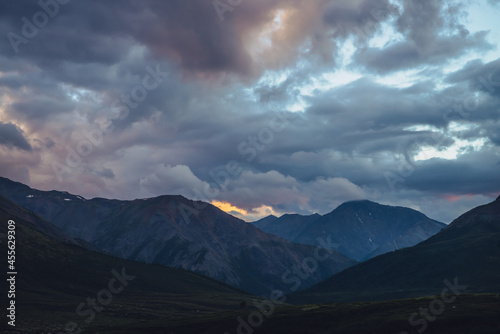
left=91, top=294, right=500, bottom=334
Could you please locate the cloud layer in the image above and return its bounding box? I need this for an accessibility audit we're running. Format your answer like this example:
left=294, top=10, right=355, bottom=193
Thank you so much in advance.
left=0, top=0, right=499, bottom=222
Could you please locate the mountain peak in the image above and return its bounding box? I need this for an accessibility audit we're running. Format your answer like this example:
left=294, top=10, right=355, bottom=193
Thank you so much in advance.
left=336, top=199, right=378, bottom=210
left=496, top=195, right=500, bottom=202
left=345, top=199, right=372, bottom=204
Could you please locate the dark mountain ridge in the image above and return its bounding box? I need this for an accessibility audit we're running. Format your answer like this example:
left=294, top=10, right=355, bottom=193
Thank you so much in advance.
left=253, top=199, right=445, bottom=261
left=289, top=195, right=500, bottom=303
left=0, top=177, right=356, bottom=296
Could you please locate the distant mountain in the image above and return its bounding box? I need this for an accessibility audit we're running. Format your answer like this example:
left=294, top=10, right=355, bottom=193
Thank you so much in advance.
left=0, top=177, right=355, bottom=296
left=288, top=196, right=500, bottom=303
left=253, top=213, right=321, bottom=241
left=253, top=214, right=278, bottom=225
left=252, top=200, right=445, bottom=261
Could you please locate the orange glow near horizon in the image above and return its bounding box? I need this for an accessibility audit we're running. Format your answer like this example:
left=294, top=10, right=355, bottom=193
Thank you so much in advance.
left=211, top=200, right=281, bottom=222
left=445, top=195, right=462, bottom=202
left=445, top=194, right=476, bottom=203
left=211, top=200, right=249, bottom=216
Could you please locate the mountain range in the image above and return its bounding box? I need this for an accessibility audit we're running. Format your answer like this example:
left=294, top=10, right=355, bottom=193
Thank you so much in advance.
left=3, top=193, right=499, bottom=333
left=0, top=177, right=355, bottom=296
left=253, top=200, right=446, bottom=261
left=289, top=195, right=500, bottom=303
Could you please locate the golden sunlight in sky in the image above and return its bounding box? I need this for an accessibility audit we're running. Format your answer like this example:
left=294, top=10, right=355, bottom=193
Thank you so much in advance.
left=211, top=200, right=249, bottom=216
left=212, top=200, right=280, bottom=221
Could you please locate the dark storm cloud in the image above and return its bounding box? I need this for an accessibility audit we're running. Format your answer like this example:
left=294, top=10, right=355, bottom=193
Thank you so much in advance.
left=0, top=0, right=488, bottom=79
left=355, top=0, right=492, bottom=73
left=10, top=96, right=74, bottom=120
left=254, top=78, right=457, bottom=166
left=304, top=78, right=450, bottom=131
left=123, top=70, right=497, bottom=211
left=225, top=69, right=498, bottom=206
left=255, top=75, right=302, bottom=105
left=440, top=59, right=500, bottom=148
left=446, top=59, right=500, bottom=97
left=0, top=0, right=252, bottom=75
left=404, top=150, right=500, bottom=195
left=322, top=0, right=398, bottom=38
left=0, top=121, right=31, bottom=151
left=93, top=167, right=115, bottom=180
left=0, top=0, right=498, bottom=222
left=0, top=0, right=403, bottom=80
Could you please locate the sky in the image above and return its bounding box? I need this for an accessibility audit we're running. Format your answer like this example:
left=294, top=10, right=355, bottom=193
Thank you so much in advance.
left=0, top=0, right=499, bottom=223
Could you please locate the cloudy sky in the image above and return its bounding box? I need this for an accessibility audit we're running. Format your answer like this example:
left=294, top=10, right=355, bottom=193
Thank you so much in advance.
left=1, top=0, right=499, bottom=223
